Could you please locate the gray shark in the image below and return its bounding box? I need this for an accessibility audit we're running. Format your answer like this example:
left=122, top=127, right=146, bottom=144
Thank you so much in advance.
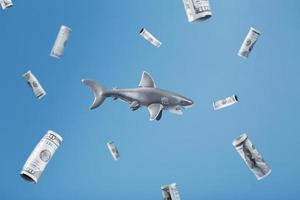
left=82, top=71, right=193, bottom=121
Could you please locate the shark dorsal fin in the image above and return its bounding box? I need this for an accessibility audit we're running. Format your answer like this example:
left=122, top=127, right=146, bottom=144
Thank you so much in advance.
left=138, top=71, right=156, bottom=88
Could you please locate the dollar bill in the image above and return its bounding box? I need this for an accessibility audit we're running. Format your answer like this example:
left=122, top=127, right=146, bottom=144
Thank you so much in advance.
left=0, top=0, right=13, bottom=10
left=213, top=95, right=238, bottom=110
left=182, top=0, right=212, bottom=23
left=232, top=134, right=271, bottom=180
left=139, top=28, right=162, bottom=48
left=50, top=25, right=72, bottom=58
left=22, top=70, right=46, bottom=99
left=238, top=27, right=261, bottom=58
left=161, top=183, right=181, bottom=200
left=20, top=130, right=63, bottom=183
left=107, top=141, right=120, bottom=160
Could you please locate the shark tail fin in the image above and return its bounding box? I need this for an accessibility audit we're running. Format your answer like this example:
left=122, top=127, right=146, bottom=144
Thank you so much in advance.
left=82, top=79, right=107, bottom=110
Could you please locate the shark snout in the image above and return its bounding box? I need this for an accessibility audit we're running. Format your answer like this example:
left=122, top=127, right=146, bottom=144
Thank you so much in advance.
left=181, top=98, right=194, bottom=107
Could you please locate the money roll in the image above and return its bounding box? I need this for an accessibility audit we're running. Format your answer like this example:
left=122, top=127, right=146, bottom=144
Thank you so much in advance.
left=182, top=0, right=212, bottom=23
left=0, top=0, right=13, bottom=10
left=106, top=141, right=120, bottom=160
left=50, top=25, right=72, bottom=58
left=232, top=134, right=271, bottom=180
left=213, top=95, right=238, bottom=110
left=238, top=27, right=261, bottom=58
left=161, top=183, right=181, bottom=200
left=22, top=70, right=46, bottom=99
left=139, top=28, right=162, bottom=48
left=20, top=130, right=63, bottom=183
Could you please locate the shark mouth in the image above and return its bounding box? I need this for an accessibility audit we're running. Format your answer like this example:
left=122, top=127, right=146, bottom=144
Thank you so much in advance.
left=166, top=106, right=183, bottom=115
left=184, top=104, right=193, bottom=109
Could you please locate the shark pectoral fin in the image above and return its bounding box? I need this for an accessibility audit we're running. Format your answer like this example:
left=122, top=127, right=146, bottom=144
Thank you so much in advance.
left=112, top=88, right=118, bottom=100
left=129, top=101, right=140, bottom=111
left=138, top=71, right=156, bottom=88
left=168, top=106, right=184, bottom=115
left=156, top=110, right=163, bottom=121
left=148, top=104, right=163, bottom=121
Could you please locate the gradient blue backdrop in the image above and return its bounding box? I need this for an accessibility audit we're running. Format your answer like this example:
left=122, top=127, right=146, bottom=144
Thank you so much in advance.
left=1, top=0, right=300, bottom=199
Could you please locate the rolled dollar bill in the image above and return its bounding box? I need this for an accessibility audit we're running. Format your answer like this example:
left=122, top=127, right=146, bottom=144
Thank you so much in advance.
left=139, top=28, right=162, bottom=48
left=182, top=0, right=212, bottom=23
left=22, top=70, right=46, bottom=99
left=50, top=25, right=72, bottom=58
left=106, top=141, right=120, bottom=160
left=0, top=0, right=13, bottom=10
left=20, top=130, right=63, bottom=183
left=161, top=183, right=181, bottom=200
left=213, top=95, right=238, bottom=110
left=232, top=134, right=271, bottom=180
left=238, top=27, right=261, bottom=58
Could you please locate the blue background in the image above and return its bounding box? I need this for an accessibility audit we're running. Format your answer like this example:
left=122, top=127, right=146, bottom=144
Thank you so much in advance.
left=1, top=0, right=299, bottom=199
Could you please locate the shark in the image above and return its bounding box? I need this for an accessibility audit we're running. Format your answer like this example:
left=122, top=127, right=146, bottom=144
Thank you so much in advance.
left=82, top=71, right=193, bottom=121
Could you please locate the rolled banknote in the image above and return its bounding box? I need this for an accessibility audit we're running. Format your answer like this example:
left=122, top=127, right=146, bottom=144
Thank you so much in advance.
left=0, top=0, right=13, bottom=10
left=161, top=183, right=181, bottom=200
left=50, top=25, right=72, bottom=58
left=20, top=130, right=63, bottom=183
left=22, top=70, right=46, bottom=99
left=182, top=0, right=212, bottom=23
left=139, top=28, right=162, bottom=48
left=106, top=141, right=120, bottom=160
left=232, top=134, right=271, bottom=180
left=213, top=95, right=238, bottom=110
left=238, top=27, right=261, bottom=58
